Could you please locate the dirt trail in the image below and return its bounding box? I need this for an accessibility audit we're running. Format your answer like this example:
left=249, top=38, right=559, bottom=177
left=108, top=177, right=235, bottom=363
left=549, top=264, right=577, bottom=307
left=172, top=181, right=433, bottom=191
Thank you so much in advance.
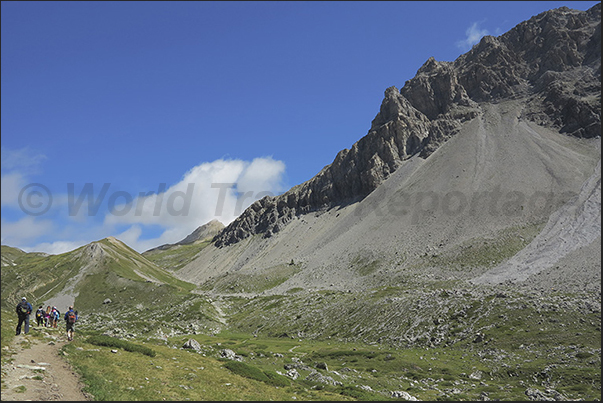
left=1, top=326, right=90, bottom=401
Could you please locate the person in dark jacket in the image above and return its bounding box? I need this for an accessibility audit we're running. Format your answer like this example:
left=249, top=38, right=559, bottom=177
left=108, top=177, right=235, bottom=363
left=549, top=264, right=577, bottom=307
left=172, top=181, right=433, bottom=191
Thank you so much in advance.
left=35, top=305, right=45, bottom=327
left=64, top=306, right=78, bottom=341
left=15, top=297, right=33, bottom=335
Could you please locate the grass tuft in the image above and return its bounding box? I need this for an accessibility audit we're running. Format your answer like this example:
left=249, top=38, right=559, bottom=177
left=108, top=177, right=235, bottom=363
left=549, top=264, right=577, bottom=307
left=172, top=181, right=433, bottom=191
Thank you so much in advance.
left=86, top=335, right=156, bottom=357
left=223, top=360, right=290, bottom=387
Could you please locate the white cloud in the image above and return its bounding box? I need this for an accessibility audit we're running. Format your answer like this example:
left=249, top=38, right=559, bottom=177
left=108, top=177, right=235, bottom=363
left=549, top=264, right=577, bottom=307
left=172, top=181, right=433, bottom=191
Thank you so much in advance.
left=456, top=21, right=490, bottom=51
left=237, top=157, right=286, bottom=195
left=1, top=156, right=287, bottom=254
left=0, top=216, right=54, bottom=246
left=23, top=240, right=87, bottom=255
left=1, top=147, right=47, bottom=208
left=115, top=225, right=144, bottom=249
left=103, top=157, right=286, bottom=252
left=1, top=172, right=26, bottom=207
left=1, top=146, right=47, bottom=172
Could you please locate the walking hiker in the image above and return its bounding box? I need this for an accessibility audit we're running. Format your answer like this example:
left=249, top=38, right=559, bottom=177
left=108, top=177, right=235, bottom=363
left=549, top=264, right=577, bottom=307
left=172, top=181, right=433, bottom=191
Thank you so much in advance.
left=51, top=306, right=60, bottom=328
left=45, top=306, right=52, bottom=327
left=15, top=297, right=33, bottom=335
left=35, top=305, right=45, bottom=327
left=64, top=306, right=78, bottom=341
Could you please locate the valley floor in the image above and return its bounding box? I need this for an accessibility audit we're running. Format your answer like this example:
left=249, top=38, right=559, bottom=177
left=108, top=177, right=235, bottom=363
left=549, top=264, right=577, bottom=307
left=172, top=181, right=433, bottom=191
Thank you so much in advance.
left=1, top=284, right=600, bottom=402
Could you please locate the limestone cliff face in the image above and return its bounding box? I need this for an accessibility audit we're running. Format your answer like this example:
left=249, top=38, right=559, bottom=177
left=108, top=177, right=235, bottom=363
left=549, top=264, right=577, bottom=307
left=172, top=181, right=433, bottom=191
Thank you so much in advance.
left=454, top=4, right=601, bottom=138
left=213, top=88, right=440, bottom=247
left=402, top=4, right=601, bottom=141
left=213, top=4, right=601, bottom=248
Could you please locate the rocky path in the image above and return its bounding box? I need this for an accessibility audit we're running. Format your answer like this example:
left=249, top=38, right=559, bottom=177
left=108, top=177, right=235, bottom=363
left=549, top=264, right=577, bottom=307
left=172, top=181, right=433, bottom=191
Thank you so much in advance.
left=1, top=328, right=89, bottom=401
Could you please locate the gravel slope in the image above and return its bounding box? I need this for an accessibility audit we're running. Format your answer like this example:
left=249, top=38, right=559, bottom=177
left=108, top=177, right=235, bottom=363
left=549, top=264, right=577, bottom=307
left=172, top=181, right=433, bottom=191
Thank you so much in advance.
left=177, top=100, right=601, bottom=293
left=472, top=158, right=600, bottom=288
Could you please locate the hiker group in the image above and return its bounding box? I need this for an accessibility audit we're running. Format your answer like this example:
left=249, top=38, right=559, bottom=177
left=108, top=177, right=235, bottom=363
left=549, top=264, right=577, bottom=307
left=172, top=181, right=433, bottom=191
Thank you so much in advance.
left=16, top=297, right=79, bottom=341
left=35, top=305, right=61, bottom=328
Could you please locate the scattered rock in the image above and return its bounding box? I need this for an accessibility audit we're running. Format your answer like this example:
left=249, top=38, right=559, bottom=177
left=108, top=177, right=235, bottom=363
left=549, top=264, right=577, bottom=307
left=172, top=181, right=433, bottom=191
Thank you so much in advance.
left=304, top=370, right=342, bottom=386
left=16, top=365, right=47, bottom=371
left=525, top=388, right=568, bottom=401
left=469, top=370, right=483, bottom=380
left=284, top=363, right=312, bottom=371
left=473, top=333, right=485, bottom=343
left=182, top=339, right=202, bottom=351
left=286, top=369, right=299, bottom=380
left=390, top=390, right=417, bottom=401
left=219, top=349, right=243, bottom=361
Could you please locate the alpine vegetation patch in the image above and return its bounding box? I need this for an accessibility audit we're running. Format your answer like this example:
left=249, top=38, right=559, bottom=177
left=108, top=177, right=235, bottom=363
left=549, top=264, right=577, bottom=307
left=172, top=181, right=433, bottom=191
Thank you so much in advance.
left=86, top=335, right=157, bottom=357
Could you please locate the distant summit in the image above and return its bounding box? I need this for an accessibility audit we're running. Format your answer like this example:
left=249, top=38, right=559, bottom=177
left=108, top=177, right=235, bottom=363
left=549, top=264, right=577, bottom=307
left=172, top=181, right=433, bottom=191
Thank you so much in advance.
left=176, top=219, right=225, bottom=245
left=145, top=219, right=225, bottom=253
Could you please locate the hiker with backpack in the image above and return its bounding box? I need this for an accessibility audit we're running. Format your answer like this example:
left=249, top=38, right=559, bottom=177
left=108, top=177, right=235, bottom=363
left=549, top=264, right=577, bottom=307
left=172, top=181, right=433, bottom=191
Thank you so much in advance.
left=64, top=306, right=78, bottom=341
left=44, top=305, right=52, bottom=327
left=35, top=305, right=45, bottom=327
left=15, top=297, right=33, bottom=335
left=51, top=306, right=60, bottom=328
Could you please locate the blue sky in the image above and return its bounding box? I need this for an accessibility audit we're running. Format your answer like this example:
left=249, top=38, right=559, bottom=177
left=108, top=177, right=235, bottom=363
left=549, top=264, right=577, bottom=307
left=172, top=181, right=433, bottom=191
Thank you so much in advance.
left=2, top=1, right=599, bottom=254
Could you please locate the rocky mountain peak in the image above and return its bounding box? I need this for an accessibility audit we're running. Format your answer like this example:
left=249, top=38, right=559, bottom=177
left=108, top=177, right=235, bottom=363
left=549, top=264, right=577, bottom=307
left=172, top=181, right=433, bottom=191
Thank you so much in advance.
left=370, top=86, right=429, bottom=128
left=212, top=3, right=601, bottom=248
left=179, top=219, right=225, bottom=245
left=145, top=219, right=226, bottom=254
left=401, top=58, right=476, bottom=121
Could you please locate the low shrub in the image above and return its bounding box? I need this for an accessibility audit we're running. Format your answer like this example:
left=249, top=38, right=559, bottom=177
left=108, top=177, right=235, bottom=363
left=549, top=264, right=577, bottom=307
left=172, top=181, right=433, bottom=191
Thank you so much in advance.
left=86, top=335, right=156, bottom=357
left=264, top=370, right=290, bottom=387
left=333, top=385, right=388, bottom=401
left=223, top=361, right=290, bottom=387
left=224, top=360, right=269, bottom=383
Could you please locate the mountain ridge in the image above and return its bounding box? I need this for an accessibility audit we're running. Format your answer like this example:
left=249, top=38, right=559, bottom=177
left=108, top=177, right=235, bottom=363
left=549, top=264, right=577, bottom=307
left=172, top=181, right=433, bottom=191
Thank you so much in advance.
left=1, top=7, right=600, bottom=400
left=2, top=4, right=599, bottom=299
left=177, top=99, right=600, bottom=291
left=0, top=236, right=195, bottom=312
left=212, top=3, right=601, bottom=248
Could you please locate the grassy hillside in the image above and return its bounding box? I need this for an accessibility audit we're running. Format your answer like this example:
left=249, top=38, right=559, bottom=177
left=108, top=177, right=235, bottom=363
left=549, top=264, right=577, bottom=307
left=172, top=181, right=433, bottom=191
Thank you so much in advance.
left=1, top=244, right=86, bottom=310
left=1, top=232, right=600, bottom=401
left=142, top=219, right=224, bottom=272
left=1, top=245, right=27, bottom=267
left=142, top=240, right=212, bottom=271
left=0, top=238, right=196, bottom=313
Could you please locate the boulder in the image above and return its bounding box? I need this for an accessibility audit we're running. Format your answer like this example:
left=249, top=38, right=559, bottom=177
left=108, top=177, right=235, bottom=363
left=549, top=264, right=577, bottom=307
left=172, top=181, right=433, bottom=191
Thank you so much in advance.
left=182, top=339, right=201, bottom=351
